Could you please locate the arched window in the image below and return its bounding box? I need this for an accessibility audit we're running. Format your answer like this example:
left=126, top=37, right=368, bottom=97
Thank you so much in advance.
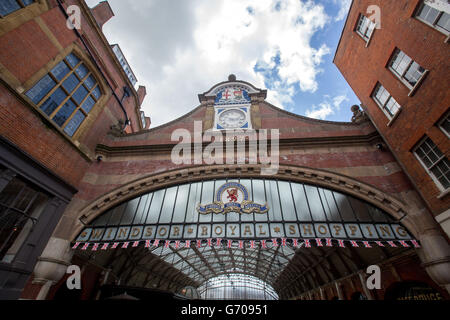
left=25, top=52, right=102, bottom=137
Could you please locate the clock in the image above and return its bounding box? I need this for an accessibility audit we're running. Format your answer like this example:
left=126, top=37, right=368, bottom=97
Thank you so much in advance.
left=218, top=109, right=247, bottom=129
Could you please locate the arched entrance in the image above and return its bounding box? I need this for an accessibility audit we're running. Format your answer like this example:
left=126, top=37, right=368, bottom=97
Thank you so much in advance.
left=68, top=176, right=443, bottom=300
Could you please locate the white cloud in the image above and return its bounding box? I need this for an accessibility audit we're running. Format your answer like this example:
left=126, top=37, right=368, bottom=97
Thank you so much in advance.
left=334, top=0, right=352, bottom=21
left=305, top=94, right=349, bottom=120
left=86, top=0, right=331, bottom=126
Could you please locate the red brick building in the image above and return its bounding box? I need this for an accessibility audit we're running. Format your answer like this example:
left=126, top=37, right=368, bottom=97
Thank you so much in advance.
left=334, top=0, right=450, bottom=237
left=0, top=0, right=148, bottom=299
left=0, top=0, right=449, bottom=301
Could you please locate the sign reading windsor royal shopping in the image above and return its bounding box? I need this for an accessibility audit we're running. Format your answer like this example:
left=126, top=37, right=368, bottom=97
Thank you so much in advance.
left=76, top=181, right=413, bottom=245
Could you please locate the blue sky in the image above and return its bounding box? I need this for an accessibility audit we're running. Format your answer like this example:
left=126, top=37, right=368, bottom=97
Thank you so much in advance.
left=86, top=0, right=360, bottom=126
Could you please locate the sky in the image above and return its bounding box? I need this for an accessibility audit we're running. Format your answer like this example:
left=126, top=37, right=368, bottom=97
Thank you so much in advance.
left=85, top=0, right=359, bottom=127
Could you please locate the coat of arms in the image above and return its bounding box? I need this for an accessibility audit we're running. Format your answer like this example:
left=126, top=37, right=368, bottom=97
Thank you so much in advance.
left=197, top=182, right=269, bottom=215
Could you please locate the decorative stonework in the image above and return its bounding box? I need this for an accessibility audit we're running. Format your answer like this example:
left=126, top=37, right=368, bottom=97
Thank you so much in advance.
left=70, top=164, right=413, bottom=241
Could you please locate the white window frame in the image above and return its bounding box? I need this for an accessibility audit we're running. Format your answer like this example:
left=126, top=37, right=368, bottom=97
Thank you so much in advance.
left=371, top=83, right=402, bottom=125
left=414, top=1, right=450, bottom=39
left=413, top=136, right=450, bottom=194
left=388, top=48, right=428, bottom=96
left=355, top=14, right=376, bottom=47
left=438, top=111, right=450, bottom=138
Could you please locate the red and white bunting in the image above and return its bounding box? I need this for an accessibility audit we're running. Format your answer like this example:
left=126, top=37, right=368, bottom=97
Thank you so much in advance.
left=362, top=241, right=371, bottom=248
left=315, top=238, right=323, bottom=247
left=399, top=240, right=409, bottom=248
left=72, top=239, right=420, bottom=251
left=387, top=241, right=397, bottom=247
left=261, top=240, right=267, bottom=249
left=411, top=240, right=420, bottom=248
left=72, top=242, right=80, bottom=249
left=271, top=238, right=278, bottom=247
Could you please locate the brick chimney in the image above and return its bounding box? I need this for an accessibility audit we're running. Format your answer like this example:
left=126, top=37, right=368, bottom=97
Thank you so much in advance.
left=90, top=1, right=115, bottom=29
left=137, top=85, right=147, bottom=106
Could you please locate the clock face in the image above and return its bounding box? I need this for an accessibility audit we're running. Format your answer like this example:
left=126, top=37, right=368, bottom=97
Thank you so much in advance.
left=218, top=109, right=247, bottom=129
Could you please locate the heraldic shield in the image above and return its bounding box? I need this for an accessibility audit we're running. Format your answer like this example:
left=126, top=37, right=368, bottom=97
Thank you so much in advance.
left=197, top=182, right=269, bottom=215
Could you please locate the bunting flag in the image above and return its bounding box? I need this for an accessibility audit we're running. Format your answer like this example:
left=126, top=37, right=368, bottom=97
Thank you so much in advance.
left=72, top=239, right=420, bottom=251
left=72, top=242, right=80, bottom=249
left=399, top=240, right=409, bottom=248
left=261, top=240, right=267, bottom=249
left=315, top=238, right=323, bottom=247
left=387, top=241, right=397, bottom=247
left=411, top=240, right=421, bottom=248
left=362, top=241, right=372, bottom=248
left=271, top=238, right=278, bottom=247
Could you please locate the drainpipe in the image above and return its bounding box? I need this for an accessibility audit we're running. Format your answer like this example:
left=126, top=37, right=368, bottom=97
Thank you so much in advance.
left=56, top=0, right=130, bottom=131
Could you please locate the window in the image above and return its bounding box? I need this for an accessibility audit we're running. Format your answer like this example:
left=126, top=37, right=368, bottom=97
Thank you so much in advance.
left=25, top=53, right=102, bottom=137
left=355, top=14, right=376, bottom=43
left=372, top=83, right=401, bottom=119
left=415, top=1, right=450, bottom=35
left=438, top=112, right=450, bottom=138
left=0, top=0, right=35, bottom=17
left=389, top=49, right=427, bottom=90
left=414, top=137, right=450, bottom=190
left=0, top=173, right=49, bottom=263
